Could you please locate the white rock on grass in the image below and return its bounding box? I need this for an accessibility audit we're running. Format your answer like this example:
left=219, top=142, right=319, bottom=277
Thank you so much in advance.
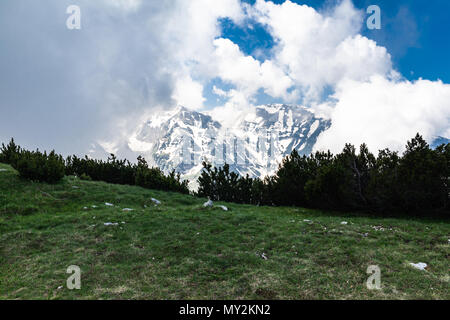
left=91, top=205, right=98, bottom=208
left=303, top=219, right=311, bottom=223
left=261, top=253, right=268, bottom=260
left=218, top=205, right=228, bottom=211
left=203, top=199, right=213, bottom=207
left=122, top=208, right=134, bottom=212
left=105, top=203, right=114, bottom=206
left=104, top=222, right=119, bottom=226
left=409, top=262, right=427, bottom=271
left=83, top=207, right=88, bottom=210
left=341, top=221, right=348, bottom=225
left=151, top=198, right=161, bottom=205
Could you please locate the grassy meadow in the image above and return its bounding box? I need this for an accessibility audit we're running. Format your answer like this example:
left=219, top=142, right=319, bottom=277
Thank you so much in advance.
left=0, top=163, right=448, bottom=299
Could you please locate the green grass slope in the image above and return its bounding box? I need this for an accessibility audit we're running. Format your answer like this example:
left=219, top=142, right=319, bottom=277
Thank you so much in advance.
left=0, top=163, right=449, bottom=300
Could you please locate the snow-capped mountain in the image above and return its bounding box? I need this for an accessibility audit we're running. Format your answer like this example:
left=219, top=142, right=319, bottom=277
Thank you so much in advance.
left=117, top=104, right=331, bottom=187
left=88, top=105, right=450, bottom=190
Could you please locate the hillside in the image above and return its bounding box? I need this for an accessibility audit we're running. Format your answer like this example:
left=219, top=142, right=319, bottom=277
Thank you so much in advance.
left=0, top=162, right=449, bottom=300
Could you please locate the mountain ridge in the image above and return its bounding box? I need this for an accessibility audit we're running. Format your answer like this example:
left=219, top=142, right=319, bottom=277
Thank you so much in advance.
left=112, top=104, right=331, bottom=188
left=87, top=104, right=448, bottom=189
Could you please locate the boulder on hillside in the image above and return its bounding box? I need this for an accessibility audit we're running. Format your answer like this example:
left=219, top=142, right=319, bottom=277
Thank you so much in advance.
left=203, top=199, right=213, bottom=207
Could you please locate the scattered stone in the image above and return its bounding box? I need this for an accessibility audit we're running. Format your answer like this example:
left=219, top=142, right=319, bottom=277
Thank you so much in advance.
left=361, top=233, right=369, bottom=237
left=261, top=253, right=268, bottom=260
left=83, top=207, right=88, bottom=210
left=104, top=222, right=119, bottom=226
left=105, top=203, right=114, bottom=207
left=409, top=262, right=428, bottom=271
left=151, top=198, right=161, bottom=205
left=372, top=225, right=385, bottom=231
left=57, top=286, right=63, bottom=290
left=121, top=221, right=126, bottom=224
left=341, top=221, right=348, bottom=225
left=91, top=205, right=98, bottom=208
left=303, top=219, right=311, bottom=223
left=203, top=199, right=213, bottom=207
left=218, top=205, right=228, bottom=211
left=122, top=208, right=134, bottom=212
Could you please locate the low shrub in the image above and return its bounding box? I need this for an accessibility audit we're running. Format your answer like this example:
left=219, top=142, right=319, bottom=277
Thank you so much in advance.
left=79, top=173, right=92, bottom=181
left=14, top=149, right=65, bottom=183
left=0, top=138, right=21, bottom=166
left=2, top=138, right=190, bottom=194
left=197, top=134, right=450, bottom=217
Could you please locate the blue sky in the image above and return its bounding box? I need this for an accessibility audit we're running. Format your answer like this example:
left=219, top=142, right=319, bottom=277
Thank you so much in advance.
left=350, top=0, right=450, bottom=83
left=232, top=0, right=450, bottom=82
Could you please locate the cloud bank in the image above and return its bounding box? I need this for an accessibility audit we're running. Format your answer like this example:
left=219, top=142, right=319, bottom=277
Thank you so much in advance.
left=314, top=76, right=450, bottom=153
left=0, top=0, right=448, bottom=156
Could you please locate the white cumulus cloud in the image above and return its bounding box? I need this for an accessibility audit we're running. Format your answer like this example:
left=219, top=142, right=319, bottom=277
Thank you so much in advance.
left=248, top=0, right=394, bottom=101
left=172, top=76, right=206, bottom=110
left=314, top=76, right=450, bottom=153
